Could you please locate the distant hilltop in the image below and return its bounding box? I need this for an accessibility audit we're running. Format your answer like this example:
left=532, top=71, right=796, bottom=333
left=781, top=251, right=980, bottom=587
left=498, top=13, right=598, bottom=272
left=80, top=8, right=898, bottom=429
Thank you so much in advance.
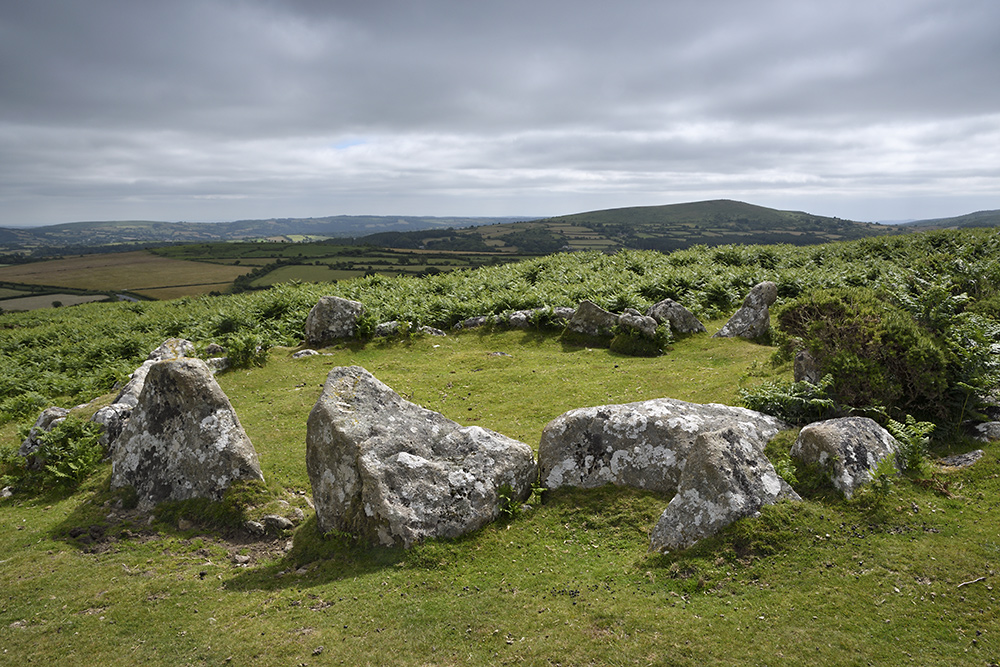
left=1, top=200, right=998, bottom=256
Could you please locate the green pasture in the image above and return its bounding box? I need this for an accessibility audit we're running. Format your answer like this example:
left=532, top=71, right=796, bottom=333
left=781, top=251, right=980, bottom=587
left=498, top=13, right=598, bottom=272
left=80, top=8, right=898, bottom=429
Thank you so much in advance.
left=0, top=328, right=997, bottom=665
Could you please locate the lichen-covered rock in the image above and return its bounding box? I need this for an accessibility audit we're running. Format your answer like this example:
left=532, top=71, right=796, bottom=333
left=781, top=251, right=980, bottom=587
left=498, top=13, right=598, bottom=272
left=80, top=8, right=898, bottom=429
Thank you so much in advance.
left=508, top=310, right=535, bottom=329
left=973, top=422, right=1000, bottom=442
left=538, top=398, right=788, bottom=493
left=375, top=321, right=403, bottom=337
left=646, top=299, right=706, bottom=335
left=18, top=406, right=71, bottom=469
left=293, top=349, right=320, bottom=359
left=618, top=309, right=658, bottom=338
left=937, top=449, right=984, bottom=469
left=304, top=296, right=365, bottom=346
left=790, top=417, right=897, bottom=498
left=649, top=428, right=800, bottom=553
left=418, top=325, right=447, bottom=337
left=90, top=403, right=132, bottom=447
left=713, top=281, right=778, bottom=339
left=454, top=316, right=489, bottom=330
left=147, top=338, right=195, bottom=362
left=114, top=338, right=195, bottom=409
left=565, top=300, right=618, bottom=338
left=794, top=349, right=821, bottom=384
left=306, top=366, right=537, bottom=548
left=110, top=358, right=264, bottom=510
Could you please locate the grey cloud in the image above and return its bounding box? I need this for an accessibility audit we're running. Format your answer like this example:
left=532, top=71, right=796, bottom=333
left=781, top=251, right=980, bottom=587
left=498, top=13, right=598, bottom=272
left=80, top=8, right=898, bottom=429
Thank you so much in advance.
left=1, top=0, right=998, bottom=225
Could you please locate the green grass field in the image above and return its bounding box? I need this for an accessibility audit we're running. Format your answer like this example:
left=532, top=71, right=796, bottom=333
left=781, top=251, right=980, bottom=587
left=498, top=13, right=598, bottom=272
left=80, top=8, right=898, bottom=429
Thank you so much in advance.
left=1, top=328, right=997, bottom=665
left=0, top=293, right=111, bottom=311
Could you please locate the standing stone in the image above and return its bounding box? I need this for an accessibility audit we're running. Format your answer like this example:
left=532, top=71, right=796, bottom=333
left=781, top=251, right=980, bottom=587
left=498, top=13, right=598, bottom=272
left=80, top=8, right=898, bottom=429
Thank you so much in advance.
left=713, top=281, right=778, bottom=339
left=110, top=358, right=264, bottom=510
left=304, top=296, right=365, bottom=346
left=649, top=428, right=800, bottom=553
left=565, top=300, right=618, bottom=338
left=790, top=417, right=897, bottom=498
left=539, top=398, right=788, bottom=493
left=646, top=299, right=706, bottom=335
left=114, top=338, right=195, bottom=408
left=306, top=366, right=537, bottom=548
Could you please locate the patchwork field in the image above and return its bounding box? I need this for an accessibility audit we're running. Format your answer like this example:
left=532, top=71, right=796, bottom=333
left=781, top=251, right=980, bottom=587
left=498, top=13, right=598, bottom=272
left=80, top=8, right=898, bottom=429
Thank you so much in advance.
left=0, top=251, right=250, bottom=298
left=0, top=293, right=110, bottom=311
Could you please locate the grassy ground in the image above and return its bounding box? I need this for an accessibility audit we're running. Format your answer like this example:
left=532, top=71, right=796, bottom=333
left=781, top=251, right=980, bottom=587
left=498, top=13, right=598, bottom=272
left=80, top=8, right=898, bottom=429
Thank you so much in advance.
left=1, top=329, right=997, bottom=665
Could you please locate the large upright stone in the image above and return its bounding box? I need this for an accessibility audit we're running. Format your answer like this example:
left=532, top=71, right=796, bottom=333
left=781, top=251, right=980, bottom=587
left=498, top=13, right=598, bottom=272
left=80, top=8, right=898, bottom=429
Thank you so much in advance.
left=713, top=281, right=778, bottom=339
left=790, top=417, right=897, bottom=498
left=110, top=358, right=264, bottom=510
left=304, top=296, right=365, bottom=346
left=538, top=398, right=788, bottom=493
left=114, top=338, right=195, bottom=409
left=646, top=299, right=706, bottom=335
left=649, top=428, right=800, bottom=553
left=306, top=366, right=537, bottom=548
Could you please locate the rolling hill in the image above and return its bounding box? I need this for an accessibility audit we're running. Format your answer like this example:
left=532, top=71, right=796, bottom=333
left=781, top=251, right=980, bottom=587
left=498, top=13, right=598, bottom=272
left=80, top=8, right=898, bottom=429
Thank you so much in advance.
left=350, top=199, right=903, bottom=254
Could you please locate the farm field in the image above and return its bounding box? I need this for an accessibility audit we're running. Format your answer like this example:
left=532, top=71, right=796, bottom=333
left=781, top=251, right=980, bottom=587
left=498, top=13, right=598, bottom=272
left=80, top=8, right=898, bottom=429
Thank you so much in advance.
left=0, top=293, right=110, bottom=311
left=0, top=251, right=250, bottom=299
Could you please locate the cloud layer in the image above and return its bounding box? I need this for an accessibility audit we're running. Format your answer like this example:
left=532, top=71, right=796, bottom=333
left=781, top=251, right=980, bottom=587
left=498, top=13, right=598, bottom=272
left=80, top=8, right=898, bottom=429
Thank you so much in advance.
left=2, top=0, right=998, bottom=225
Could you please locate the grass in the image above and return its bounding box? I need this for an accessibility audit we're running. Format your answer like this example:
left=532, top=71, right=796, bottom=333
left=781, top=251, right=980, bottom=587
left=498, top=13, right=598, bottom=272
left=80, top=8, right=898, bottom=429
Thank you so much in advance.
left=1, top=329, right=998, bottom=665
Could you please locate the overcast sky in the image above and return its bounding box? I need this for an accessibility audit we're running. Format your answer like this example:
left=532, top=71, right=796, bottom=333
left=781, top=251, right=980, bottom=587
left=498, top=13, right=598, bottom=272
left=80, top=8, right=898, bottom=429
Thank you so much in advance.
left=2, top=1, right=998, bottom=226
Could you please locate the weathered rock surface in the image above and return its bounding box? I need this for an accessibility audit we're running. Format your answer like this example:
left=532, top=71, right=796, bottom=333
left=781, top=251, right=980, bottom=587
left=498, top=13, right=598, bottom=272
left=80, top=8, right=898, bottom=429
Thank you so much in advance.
left=973, top=422, right=1000, bottom=442
left=148, top=338, right=195, bottom=362
left=538, top=398, right=789, bottom=493
left=649, top=428, right=800, bottom=553
left=114, top=338, right=195, bottom=408
left=90, top=403, right=131, bottom=447
left=304, top=296, right=365, bottom=346
left=292, top=349, right=320, bottom=359
left=19, top=406, right=71, bottom=468
left=794, top=349, right=822, bottom=384
left=565, top=300, right=618, bottom=338
left=454, top=316, right=489, bottom=330
left=937, top=449, right=984, bottom=469
left=110, top=357, right=264, bottom=510
left=790, top=417, right=897, bottom=498
left=618, top=309, right=658, bottom=338
left=713, top=281, right=778, bottom=339
left=646, top=299, right=706, bottom=334
left=306, top=366, right=537, bottom=548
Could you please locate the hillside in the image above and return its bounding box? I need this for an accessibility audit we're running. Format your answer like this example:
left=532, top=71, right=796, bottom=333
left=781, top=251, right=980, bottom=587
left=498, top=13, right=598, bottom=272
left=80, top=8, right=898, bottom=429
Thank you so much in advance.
left=900, top=208, right=1000, bottom=230
left=351, top=199, right=902, bottom=253
left=0, top=215, right=531, bottom=256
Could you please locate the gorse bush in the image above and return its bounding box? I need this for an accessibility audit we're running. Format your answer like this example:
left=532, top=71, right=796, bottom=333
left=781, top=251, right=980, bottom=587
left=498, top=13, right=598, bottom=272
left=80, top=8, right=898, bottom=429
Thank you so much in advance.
left=775, top=280, right=1000, bottom=428
left=776, top=288, right=950, bottom=421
